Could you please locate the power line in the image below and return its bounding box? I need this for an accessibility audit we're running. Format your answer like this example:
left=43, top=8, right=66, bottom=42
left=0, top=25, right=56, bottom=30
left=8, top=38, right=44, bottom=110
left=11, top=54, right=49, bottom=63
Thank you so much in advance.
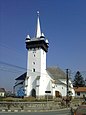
left=0, top=61, right=86, bottom=79
left=0, top=61, right=26, bottom=70
left=0, top=42, right=26, bottom=57
left=0, top=61, right=66, bottom=78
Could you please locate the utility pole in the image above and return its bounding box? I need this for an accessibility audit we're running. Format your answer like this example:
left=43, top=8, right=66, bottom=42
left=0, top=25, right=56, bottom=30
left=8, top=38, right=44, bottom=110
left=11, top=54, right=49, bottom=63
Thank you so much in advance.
left=66, top=69, right=69, bottom=98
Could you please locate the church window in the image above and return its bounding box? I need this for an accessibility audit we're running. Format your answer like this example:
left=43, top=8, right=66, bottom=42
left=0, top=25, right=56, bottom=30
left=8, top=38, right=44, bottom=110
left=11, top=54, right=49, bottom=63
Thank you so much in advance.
left=77, top=92, right=80, bottom=96
left=33, top=54, right=35, bottom=57
left=31, top=89, right=36, bottom=98
left=33, top=62, right=35, bottom=65
left=33, top=51, right=36, bottom=53
left=33, top=68, right=35, bottom=72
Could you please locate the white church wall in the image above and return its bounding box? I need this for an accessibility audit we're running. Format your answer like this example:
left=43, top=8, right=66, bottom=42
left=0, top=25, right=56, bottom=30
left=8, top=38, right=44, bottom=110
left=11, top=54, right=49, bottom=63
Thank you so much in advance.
left=27, top=48, right=46, bottom=74
left=52, top=83, right=66, bottom=97
left=37, top=72, right=50, bottom=97
left=55, top=84, right=67, bottom=97
left=25, top=76, right=31, bottom=96
left=40, top=49, right=46, bottom=72
left=58, top=79, right=75, bottom=97
left=26, top=44, right=48, bottom=97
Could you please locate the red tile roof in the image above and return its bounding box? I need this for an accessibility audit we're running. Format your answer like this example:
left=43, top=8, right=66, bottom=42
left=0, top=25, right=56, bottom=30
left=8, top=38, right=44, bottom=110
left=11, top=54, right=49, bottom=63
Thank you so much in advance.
left=74, top=87, right=86, bottom=92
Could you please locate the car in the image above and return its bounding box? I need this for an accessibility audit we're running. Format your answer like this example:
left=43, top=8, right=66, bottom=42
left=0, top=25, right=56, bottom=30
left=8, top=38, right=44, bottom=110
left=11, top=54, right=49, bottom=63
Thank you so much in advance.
left=74, top=105, right=86, bottom=115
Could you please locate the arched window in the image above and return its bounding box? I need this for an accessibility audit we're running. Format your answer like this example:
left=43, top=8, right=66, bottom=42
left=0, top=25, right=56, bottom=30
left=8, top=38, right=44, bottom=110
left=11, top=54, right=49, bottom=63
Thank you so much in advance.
left=31, top=89, right=36, bottom=98
left=32, top=68, right=35, bottom=72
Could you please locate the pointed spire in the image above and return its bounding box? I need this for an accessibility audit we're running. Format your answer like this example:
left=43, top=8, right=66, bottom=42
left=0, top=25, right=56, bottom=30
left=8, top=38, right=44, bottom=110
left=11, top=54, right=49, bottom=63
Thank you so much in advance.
left=41, top=33, right=45, bottom=38
left=36, top=11, right=41, bottom=38
left=26, top=34, right=30, bottom=39
left=26, top=34, right=31, bottom=40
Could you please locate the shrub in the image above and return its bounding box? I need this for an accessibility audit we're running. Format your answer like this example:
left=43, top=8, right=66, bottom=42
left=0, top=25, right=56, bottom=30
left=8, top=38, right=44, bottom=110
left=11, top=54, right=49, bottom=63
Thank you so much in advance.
left=22, top=96, right=36, bottom=102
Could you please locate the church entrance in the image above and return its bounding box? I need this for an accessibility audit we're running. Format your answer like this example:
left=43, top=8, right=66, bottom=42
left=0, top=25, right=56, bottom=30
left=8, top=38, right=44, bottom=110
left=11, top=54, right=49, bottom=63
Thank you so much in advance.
left=31, top=89, right=36, bottom=98
left=55, top=91, right=60, bottom=97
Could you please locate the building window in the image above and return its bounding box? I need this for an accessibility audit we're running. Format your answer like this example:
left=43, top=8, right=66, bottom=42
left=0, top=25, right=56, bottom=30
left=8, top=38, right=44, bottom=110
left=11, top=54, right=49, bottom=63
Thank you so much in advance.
left=33, top=68, right=35, bottom=72
left=33, top=51, right=36, bottom=53
left=33, top=62, right=35, bottom=65
left=33, top=54, right=35, bottom=57
left=77, top=92, right=80, bottom=96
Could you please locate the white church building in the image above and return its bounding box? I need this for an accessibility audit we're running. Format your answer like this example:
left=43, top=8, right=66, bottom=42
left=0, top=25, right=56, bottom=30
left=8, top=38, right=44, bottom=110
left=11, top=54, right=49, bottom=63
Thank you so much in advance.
left=14, top=12, right=75, bottom=98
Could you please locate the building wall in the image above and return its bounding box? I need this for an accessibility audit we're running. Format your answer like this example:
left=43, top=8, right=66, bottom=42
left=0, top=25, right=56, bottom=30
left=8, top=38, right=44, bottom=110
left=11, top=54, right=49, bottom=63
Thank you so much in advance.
left=15, top=43, right=75, bottom=98
left=38, top=72, right=52, bottom=97
left=15, top=72, right=75, bottom=98
left=75, top=92, right=86, bottom=98
left=25, top=47, right=47, bottom=97
left=55, top=84, right=66, bottom=97
left=59, top=79, right=75, bottom=97
left=27, top=48, right=46, bottom=74
left=0, top=92, right=5, bottom=97
left=34, top=70, right=75, bottom=98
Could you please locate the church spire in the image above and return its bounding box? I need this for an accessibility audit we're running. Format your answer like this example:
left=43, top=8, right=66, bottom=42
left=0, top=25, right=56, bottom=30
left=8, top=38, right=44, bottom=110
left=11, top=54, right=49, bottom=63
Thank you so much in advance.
left=36, top=11, right=41, bottom=38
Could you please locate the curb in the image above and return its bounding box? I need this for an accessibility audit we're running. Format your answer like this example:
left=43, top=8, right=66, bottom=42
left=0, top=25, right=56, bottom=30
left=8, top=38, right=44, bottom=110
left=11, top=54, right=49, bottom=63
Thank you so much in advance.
left=0, top=108, right=71, bottom=113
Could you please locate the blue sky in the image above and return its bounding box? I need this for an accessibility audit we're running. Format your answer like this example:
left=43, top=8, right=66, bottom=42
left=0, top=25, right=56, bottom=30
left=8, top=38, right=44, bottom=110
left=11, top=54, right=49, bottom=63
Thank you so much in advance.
left=0, top=0, right=86, bottom=90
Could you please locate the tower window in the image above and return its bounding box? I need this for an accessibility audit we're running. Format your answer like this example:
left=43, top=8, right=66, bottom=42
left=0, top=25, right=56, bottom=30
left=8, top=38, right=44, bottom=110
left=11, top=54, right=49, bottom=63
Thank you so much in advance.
left=77, top=92, right=80, bottom=96
left=33, top=62, right=35, bottom=65
left=33, top=68, right=35, bottom=72
left=33, top=54, right=35, bottom=57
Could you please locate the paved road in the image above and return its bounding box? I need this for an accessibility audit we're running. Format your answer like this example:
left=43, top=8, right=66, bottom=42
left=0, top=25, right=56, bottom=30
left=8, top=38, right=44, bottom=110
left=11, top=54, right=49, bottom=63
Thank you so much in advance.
left=0, top=109, right=72, bottom=115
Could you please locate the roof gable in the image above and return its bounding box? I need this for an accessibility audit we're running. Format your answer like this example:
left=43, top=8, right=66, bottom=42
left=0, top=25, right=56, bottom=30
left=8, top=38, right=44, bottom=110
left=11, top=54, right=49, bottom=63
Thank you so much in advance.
left=15, top=72, right=26, bottom=80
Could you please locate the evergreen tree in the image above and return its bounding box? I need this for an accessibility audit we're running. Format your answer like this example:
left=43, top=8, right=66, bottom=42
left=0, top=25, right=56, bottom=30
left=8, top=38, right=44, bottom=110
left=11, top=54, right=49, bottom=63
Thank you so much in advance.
left=73, top=71, right=85, bottom=87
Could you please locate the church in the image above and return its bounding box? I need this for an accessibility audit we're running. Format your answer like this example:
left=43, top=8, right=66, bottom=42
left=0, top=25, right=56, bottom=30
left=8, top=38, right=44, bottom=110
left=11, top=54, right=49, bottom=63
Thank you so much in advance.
left=14, top=12, right=75, bottom=98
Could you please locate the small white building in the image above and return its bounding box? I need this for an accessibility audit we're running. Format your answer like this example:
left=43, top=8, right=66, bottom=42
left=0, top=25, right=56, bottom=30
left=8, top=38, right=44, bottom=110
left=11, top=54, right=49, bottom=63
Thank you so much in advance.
left=74, top=87, right=86, bottom=98
left=14, top=12, right=75, bottom=98
left=0, top=88, right=6, bottom=97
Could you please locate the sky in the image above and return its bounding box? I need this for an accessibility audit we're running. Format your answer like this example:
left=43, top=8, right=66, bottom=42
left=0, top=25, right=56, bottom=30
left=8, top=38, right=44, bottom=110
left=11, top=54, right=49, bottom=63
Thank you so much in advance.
left=0, top=0, right=86, bottom=91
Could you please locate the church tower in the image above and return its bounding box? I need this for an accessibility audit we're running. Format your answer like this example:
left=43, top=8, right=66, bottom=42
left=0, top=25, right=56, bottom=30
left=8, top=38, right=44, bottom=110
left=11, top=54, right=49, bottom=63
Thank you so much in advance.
left=25, top=12, right=49, bottom=97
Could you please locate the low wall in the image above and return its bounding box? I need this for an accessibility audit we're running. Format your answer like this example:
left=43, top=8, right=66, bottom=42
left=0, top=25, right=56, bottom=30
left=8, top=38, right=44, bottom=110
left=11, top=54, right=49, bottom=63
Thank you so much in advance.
left=0, top=101, right=63, bottom=111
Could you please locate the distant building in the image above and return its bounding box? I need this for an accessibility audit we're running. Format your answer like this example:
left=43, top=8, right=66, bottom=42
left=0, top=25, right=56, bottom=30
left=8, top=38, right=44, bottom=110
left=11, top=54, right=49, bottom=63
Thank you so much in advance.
left=74, top=87, right=86, bottom=98
left=14, top=12, right=75, bottom=98
left=0, top=88, right=6, bottom=97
